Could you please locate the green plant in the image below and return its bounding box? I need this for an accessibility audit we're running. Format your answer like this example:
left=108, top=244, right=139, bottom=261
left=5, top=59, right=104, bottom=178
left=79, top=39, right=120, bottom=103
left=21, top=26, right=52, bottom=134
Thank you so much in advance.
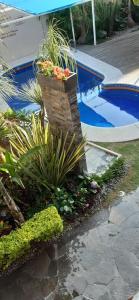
left=100, top=157, right=124, bottom=183
left=3, top=109, right=30, bottom=124
left=74, top=187, right=89, bottom=207
left=50, top=4, right=92, bottom=44
left=0, top=117, right=10, bottom=144
left=52, top=187, right=75, bottom=215
left=0, top=151, right=24, bottom=188
left=19, top=80, right=45, bottom=127
left=10, top=115, right=86, bottom=188
left=95, top=0, right=123, bottom=37
left=38, top=20, right=75, bottom=70
left=50, top=0, right=126, bottom=43
left=78, top=157, right=124, bottom=187
left=0, top=60, right=17, bottom=102
left=0, top=206, right=63, bottom=269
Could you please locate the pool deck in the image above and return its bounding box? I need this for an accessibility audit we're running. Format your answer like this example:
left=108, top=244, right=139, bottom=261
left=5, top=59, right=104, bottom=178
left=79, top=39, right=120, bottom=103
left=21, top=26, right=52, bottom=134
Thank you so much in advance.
left=73, top=29, right=139, bottom=142
left=79, top=29, right=139, bottom=86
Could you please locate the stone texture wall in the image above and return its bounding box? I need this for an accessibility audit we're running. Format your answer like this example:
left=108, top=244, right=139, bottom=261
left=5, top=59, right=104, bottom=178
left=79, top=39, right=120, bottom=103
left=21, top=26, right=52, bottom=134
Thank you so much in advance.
left=38, top=73, right=83, bottom=144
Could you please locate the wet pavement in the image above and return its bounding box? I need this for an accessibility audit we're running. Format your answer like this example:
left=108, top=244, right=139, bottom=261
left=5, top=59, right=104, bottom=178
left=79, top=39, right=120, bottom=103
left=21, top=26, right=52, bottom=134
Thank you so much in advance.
left=1, top=188, right=139, bottom=299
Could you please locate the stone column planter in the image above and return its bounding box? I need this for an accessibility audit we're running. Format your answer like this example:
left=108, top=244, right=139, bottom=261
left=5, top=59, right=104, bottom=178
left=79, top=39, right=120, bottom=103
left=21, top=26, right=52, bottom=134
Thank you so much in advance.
left=38, top=73, right=81, bottom=141
left=38, top=72, right=87, bottom=171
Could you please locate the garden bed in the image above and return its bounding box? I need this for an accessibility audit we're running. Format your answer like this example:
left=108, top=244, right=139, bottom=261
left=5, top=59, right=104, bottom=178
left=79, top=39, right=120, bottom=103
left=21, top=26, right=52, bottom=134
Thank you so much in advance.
left=0, top=156, right=126, bottom=278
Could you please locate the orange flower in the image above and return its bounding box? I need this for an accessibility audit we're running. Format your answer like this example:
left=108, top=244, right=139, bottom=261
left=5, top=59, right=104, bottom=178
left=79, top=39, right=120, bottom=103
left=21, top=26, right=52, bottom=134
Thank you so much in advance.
left=64, top=68, right=70, bottom=78
left=37, top=60, right=71, bottom=80
left=57, top=73, right=65, bottom=80
left=53, top=66, right=62, bottom=76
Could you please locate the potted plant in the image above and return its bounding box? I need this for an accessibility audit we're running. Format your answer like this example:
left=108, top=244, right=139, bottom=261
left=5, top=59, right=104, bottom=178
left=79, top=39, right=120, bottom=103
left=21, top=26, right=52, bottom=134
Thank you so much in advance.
left=37, top=60, right=77, bottom=93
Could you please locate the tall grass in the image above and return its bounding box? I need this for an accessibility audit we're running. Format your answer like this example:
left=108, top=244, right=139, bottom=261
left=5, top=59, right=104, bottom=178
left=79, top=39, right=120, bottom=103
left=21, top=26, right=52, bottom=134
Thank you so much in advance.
left=38, top=20, right=75, bottom=71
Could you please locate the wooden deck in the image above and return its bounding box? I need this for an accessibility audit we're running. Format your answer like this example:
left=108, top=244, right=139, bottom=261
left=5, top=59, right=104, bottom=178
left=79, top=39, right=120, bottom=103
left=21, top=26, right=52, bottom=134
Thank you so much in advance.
left=79, top=29, right=139, bottom=80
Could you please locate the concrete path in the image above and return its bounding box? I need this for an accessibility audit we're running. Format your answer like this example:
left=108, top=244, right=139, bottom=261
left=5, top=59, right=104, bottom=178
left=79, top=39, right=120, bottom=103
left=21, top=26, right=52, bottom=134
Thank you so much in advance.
left=1, top=189, right=139, bottom=299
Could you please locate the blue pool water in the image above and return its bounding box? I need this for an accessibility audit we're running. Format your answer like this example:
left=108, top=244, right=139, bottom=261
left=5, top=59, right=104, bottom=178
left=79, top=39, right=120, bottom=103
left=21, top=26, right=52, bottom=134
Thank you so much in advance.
left=7, top=63, right=139, bottom=127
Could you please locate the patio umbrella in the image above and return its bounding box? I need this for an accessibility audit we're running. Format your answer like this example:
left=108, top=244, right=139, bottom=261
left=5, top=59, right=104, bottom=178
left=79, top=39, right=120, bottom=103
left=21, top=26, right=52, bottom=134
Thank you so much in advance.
left=0, top=0, right=97, bottom=46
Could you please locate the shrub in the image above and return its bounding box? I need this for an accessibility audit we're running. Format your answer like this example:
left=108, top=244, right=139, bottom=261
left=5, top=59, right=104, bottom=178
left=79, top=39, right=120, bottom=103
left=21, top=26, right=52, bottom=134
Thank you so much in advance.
left=100, top=157, right=124, bottom=184
left=52, top=158, right=124, bottom=217
left=10, top=115, right=86, bottom=188
left=50, top=0, right=126, bottom=43
left=0, top=206, right=63, bottom=270
left=79, top=157, right=125, bottom=187
left=52, top=187, right=75, bottom=215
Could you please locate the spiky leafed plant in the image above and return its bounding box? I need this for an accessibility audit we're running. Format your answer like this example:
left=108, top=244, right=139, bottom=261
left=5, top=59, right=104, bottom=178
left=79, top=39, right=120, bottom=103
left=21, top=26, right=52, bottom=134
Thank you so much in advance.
left=95, top=0, right=122, bottom=36
left=0, top=10, right=25, bottom=226
left=38, top=20, right=75, bottom=71
left=10, top=115, right=86, bottom=189
left=0, top=117, right=10, bottom=144
left=3, top=109, right=31, bottom=124
left=0, top=73, right=17, bottom=103
left=20, top=79, right=45, bottom=127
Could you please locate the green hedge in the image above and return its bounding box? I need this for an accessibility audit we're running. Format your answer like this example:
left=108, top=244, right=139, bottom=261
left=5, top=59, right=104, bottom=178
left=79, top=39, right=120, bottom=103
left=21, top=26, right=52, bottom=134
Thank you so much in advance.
left=0, top=206, right=63, bottom=270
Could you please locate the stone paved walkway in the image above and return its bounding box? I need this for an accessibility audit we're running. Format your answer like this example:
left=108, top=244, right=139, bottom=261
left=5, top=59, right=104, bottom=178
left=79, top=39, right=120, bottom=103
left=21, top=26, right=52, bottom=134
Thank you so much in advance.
left=1, top=189, right=139, bottom=299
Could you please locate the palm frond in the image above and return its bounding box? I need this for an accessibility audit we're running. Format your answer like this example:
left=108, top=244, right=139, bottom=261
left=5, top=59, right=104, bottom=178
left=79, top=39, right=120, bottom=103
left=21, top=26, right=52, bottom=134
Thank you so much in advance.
left=0, top=59, right=17, bottom=102
left=0, top=117, right=11, bottom=143
left=20, top=79, right=43, bottom=107
left=0, top=75, right=17, bottom=102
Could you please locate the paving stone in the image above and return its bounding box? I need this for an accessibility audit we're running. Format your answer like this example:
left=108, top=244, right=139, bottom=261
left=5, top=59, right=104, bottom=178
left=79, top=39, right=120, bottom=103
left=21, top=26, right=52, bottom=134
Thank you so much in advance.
left=96, top=222, right=121, bottom=246
left=121, top=212, right=139, bottom=229
left=41, top=277, right=58, bottom=298
left=109, top=201, right=139, bottom=225
left=45, top=292, right=55, bottom=300
left=48, top=260, right=58, bottom=277
left=70, top=276, right=88, bottom=294
left=83, top=284, right=111, bottom=300
left=22, top=250, right=51, bottom=279
left=108, top=276, right=131, bottom=300
left=47, top=245, right=57, bottom=260
left=113, top=228, right=139, bottom=259
left=17, top=273, right=44, bottom=300
left=114, top=250, right=139, bottom=290
left=85, top=259, right=117, bottom=285
left=54, top=288, right=73, bottom=300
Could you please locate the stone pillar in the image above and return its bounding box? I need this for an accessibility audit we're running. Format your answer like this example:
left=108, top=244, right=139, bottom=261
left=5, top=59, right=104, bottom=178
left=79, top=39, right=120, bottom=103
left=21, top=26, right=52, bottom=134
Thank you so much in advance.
left=38, top=72, right=87, bottom=171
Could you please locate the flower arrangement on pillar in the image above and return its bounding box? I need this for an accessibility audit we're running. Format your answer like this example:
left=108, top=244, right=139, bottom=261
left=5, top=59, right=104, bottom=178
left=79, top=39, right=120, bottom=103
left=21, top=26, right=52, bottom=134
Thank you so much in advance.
left=37, top=60, right=71, bottom=80
left=37, top=21, right=87, bottom=173
left=37, top=60, right=83, bottom=148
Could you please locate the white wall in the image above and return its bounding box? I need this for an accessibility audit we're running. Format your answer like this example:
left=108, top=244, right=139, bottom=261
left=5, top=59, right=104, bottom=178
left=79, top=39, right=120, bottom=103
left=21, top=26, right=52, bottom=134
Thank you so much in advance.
left=0, top=7, right=48, bottom=67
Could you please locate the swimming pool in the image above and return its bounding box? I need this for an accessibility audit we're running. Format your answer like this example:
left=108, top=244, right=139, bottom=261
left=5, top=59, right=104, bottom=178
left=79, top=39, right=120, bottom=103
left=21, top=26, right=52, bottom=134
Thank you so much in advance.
left=7, top=63, right=139, bottom=128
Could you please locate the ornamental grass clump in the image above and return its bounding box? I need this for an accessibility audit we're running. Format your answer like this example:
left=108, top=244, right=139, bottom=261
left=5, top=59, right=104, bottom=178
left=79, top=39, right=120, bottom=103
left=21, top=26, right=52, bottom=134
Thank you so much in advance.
left=9, top=115, right=86, bottom=189
left=38, top=20, right=75, bottom=72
